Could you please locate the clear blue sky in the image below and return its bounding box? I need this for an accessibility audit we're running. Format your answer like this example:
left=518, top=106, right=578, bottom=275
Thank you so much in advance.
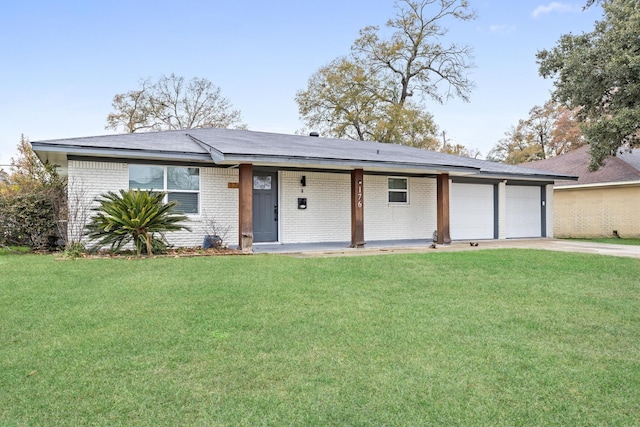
left=0, top=0, right=602, bottom=167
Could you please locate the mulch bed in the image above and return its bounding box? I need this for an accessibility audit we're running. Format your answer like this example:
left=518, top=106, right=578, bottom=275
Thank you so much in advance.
left=56, top=246, right=246, bottom=260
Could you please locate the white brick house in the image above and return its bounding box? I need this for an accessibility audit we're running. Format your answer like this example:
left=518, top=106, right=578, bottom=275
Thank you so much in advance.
left=32, top=128, right=574, bottom=251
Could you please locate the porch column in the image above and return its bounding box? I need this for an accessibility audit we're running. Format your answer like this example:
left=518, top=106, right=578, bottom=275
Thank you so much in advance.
left=436, top=173, right=451, bottom=244
left=350, top=168, right=365, bottom=248
left=238, top=163, right=253, bottom=253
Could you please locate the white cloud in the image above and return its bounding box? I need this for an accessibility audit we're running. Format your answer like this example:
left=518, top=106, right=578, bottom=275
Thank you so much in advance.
left=488, top=24, right=517, bottom=35
left=532, top=2, right=580, bottom=18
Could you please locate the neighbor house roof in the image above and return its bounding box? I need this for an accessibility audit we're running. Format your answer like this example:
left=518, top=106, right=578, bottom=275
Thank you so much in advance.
left=523, top=145, right=640, bottom=186
left=32, top=127, right=574, bottom=182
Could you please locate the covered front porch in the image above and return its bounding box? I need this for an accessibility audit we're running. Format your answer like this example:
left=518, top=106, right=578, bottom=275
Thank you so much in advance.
left=236, top=164, right=453, bottom=252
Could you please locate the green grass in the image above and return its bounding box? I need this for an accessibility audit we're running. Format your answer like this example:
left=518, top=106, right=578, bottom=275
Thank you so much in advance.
left=1, top=250, right=639, bottom=426
left=564, top=237, right=640, bottom=246
left=0, top=245, right=31, bottom=255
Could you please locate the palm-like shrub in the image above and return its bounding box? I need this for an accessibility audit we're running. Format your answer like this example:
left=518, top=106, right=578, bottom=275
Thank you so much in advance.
left=85, top=189, right=190, bottom=256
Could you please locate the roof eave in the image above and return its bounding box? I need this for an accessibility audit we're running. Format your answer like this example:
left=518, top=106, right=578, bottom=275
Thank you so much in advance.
left=478, top=171, right=579, bottom=182
left=31, top=143, right=212, bottom=163
left=556, top=179, right=640, bottom=190
left=216, top=154, right=481, bottom=174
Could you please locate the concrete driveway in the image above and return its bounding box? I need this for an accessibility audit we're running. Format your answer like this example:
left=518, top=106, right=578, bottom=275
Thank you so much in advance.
left=447, top=239, right=640, bottom=259
left=255, top=239, right=640, bottom=259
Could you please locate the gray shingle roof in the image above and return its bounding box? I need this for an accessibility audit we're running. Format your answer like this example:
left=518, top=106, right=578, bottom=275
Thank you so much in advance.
left=32, top=127, right=575, bottom=181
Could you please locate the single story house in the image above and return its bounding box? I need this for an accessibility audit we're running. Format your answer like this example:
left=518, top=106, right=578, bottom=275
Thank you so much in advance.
left=524, top=145, right=640, bottom=238
left=32, top=128, right=574, bottom=251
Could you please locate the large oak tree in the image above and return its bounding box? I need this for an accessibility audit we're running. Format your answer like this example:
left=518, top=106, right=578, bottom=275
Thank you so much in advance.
left=296, top=0, right=475, bottom=151
left=536, top=0, right=640, bottom=169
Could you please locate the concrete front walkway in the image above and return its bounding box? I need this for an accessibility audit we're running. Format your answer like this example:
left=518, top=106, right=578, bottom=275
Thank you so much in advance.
left=252, top=238, right=640, bottom=259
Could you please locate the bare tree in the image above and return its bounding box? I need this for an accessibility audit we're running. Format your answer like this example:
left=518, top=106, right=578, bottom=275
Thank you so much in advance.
left=61, top=177, right=92, bottom=247
left=352, top=0, right=476, bottom=105
left=106, top=74, right=247, bottom=133
left=106, top=78, right=157, bottom=133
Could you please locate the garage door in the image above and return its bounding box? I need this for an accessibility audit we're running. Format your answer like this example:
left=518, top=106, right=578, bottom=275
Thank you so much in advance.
left=450, top=183, right=495, bottom=240
left=506, top=185, right=542, bottom=238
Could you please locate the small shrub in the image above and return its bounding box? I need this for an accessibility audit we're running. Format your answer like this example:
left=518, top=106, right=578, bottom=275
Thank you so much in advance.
left=85, top=189, right=190, bottom=256
left=150, top=237, right=170, bottom=254
left=62, top=242, right=87, bottom=259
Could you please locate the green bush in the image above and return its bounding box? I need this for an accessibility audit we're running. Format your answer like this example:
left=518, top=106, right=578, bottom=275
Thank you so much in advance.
left=0, top=191, right=60, bottom=250
left=0, top=135, right=67, bottom=251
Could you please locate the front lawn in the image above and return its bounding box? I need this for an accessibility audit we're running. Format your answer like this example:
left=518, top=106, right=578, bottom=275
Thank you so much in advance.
left=0, top=245, right=31, bottom=255
left=1, top=250, right=639, bottom=425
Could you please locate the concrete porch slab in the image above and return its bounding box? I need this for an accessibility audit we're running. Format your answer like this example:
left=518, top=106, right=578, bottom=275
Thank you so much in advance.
left=251, top=239, right=640, bottom=259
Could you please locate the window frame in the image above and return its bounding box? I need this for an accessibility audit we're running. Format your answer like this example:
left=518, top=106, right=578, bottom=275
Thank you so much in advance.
left=128, top=164, right=201, bottom=215
left=388, top=176, right=409, bottom=204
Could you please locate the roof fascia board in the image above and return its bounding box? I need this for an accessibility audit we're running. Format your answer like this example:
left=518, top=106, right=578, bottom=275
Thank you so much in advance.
left=477, top=171, right=578, bottom=182
left=556, top=179, right=640, bottom=190
left=67, top=155, right=216, bottom=167
left=31, top=143, right=212, bottom=162
left=217, top=154, right=480, bottom=174
left=505, top=179, right=555, bottom=186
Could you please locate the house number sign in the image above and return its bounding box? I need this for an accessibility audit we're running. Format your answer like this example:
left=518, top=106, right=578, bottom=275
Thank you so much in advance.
left=357, top=179, right=363, bottom=208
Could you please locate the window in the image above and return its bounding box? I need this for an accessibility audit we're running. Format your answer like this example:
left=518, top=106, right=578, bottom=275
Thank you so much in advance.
left=253, top=175, right=272, bottom=190
left=129, top=165, right=200, bottom=214
left=388, top=177, right=408, bottom=203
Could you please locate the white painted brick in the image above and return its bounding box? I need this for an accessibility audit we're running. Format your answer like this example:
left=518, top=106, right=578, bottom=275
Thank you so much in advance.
left=364, top=175, right=436, bottom=241
left=280, top=171, right=351, bottom=243
left=67, top=160, right=129, bottom=243
left=168, top=167, right=239, bottom=248
left=68, top=160, right=524, bottom=247
left=68, top=161, right=239, bottom=248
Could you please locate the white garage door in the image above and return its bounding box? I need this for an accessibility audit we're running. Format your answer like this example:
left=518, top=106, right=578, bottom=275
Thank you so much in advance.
left=450, top=183, right=495, bottom=240
left=506, top=185, right=542, bottom=238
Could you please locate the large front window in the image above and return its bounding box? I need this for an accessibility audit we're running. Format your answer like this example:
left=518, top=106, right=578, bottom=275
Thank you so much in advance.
left=129, top=165, right=200, bottom=214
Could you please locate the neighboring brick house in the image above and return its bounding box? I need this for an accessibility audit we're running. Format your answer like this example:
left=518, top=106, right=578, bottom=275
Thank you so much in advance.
left=32, top=128, right=572, bottom=251
left=524, top=145, right=640, bottom=238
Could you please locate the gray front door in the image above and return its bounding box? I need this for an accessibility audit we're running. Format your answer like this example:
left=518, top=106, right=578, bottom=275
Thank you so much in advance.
left=252, top=171, right=278, bottom=242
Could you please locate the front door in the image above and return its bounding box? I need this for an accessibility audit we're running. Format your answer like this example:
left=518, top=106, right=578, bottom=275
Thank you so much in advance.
left=252, top=171, right=278, bottom=242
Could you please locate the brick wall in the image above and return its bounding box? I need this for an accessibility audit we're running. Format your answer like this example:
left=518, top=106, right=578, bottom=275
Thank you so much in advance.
left=280, top=171, right=351, bottom=243
left=364, top=175, right=436, bottom=241
left=69, top=159, right=553, bottom=246
left=169, top=167, right=239, bottom=248
left=554, top=185, right=640, bottom=238
left=67, top=160, right=128, bottom=244
left=68, top=160, right=239, bottom=248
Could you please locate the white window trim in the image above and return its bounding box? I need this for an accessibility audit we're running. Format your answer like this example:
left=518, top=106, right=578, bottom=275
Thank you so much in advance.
left=388, top=176, right=409, bottom=205
left=128, top=165, right=201, bottom=216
